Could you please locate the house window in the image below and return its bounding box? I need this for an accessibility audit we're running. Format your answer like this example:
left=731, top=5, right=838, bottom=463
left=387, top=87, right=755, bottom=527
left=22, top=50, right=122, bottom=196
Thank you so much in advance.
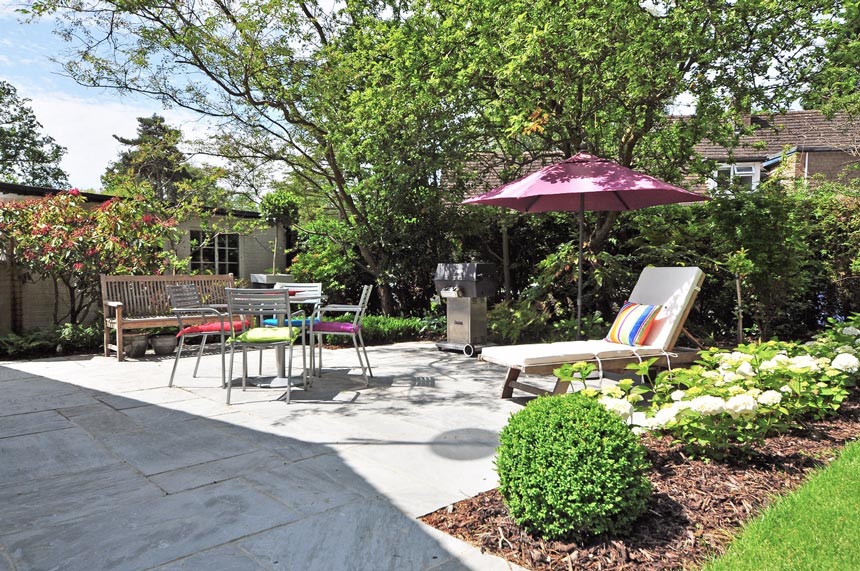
left=712, top=163, right=760, bottom=190
left=190, top=231, right=240, bottom=276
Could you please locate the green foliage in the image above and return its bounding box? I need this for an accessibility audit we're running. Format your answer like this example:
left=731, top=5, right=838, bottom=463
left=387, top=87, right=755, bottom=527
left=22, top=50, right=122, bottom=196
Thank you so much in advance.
left=289, top=218, right=361, bottom=299
left=496, top=393, right=652, bottom=540
left=0, top=79, right=68, bottom=187
left=569, top=316, right=860, bottom=459
left=0, top=189, right=184, bottom=325
left=802, top=1, right=860, bottom=116
left=0, top=330, right=57, bottom=358
left=0, top=322, right=103, bottom=358
left=314, top=314, right=442, bottom=346
left=55, top=322, right=103, bottom=353
left=104, top=115, right=191, bottom=202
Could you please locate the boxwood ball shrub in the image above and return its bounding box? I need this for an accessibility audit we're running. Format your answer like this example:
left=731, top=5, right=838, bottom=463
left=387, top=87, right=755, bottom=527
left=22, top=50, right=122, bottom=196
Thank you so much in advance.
left=496, top=393, right=652, bottom=540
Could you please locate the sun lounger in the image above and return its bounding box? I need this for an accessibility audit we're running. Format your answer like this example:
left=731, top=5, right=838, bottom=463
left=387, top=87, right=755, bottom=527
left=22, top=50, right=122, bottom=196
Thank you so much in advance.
left=480, top=266, right=705, bottom=398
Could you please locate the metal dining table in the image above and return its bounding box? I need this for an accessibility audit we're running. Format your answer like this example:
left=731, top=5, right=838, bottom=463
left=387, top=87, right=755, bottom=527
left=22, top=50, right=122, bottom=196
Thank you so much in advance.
left=264, top=291, right=324, bottom=389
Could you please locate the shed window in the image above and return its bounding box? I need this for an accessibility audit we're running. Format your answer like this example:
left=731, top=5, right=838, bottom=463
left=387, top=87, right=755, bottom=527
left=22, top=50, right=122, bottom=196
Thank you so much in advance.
left=190, top=231, right=239, bottom=276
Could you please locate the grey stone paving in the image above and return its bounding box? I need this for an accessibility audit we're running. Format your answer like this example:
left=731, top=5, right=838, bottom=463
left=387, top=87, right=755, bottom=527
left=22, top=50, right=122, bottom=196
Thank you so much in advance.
left=0, top=342, right=532, bottom=571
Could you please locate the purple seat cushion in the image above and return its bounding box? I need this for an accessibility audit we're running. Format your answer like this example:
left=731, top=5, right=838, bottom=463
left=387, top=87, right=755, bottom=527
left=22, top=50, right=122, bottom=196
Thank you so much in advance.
left=313, top=321, right=360, bottom=334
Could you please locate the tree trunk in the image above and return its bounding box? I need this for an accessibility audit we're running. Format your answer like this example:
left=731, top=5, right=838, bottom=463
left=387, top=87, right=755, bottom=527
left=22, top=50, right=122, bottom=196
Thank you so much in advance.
left=377, top=282, right=395, bottom=316
left=735, top=275, right=744, bottom=344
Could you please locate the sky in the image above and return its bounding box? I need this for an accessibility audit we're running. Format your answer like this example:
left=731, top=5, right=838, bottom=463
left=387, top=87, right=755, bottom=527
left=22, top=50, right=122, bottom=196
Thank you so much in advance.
left=0, top=3, right=198, bottom=191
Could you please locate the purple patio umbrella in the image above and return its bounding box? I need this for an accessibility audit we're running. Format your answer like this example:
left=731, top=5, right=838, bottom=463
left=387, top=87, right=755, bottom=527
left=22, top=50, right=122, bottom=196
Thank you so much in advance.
left=463, top=151, right=708, bottom=337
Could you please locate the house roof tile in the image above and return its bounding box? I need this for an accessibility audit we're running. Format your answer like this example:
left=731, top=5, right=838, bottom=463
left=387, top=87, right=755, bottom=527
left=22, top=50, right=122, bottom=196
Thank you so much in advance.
left=694, top=110, right=860, bottom=161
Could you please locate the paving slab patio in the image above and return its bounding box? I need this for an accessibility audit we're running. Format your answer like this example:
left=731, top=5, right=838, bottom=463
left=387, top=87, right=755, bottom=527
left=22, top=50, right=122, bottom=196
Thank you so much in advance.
left=0, top=342, right=540, bottom=571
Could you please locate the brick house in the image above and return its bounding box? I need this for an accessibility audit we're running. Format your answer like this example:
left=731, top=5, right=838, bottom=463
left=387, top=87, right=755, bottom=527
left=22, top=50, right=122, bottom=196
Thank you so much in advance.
left=0, top=181, right=287, bottom=333
left=695, top=110, right=860, bottom=190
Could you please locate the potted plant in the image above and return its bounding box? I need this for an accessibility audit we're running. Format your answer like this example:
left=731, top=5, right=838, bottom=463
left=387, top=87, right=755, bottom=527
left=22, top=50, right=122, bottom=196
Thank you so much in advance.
left=143, top=327, right=178, bottom=356
left=124, top=333, right=150, bottom=358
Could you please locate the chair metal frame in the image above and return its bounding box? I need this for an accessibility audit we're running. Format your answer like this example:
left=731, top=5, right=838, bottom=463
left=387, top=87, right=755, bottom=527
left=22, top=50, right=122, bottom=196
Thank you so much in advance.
left=166, top=284, right=229, bottom=392
left=226, top=288, right=307, bottom=404
left=309, top=285, right=373, bottom=385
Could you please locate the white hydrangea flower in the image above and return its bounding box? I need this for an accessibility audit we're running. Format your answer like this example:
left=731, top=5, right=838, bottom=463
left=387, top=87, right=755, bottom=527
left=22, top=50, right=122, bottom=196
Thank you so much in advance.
left=746, top=387, right=762, bottom=399
left=701, top=370, right=723, bottom=381
left=727, top=385, right=745, bottom=396
left=688, top=395, right=726, bottom=416
left=725, top=394, right=758, bottom=417
left=831, top=353, right=860, bottom=373
left=841, top=326, right=860, bottom=337
left=836, top=345, right=855, bottom=355
left=736, top=361, right=755, bottom=378
left=757, top=390, right=783, bottom=406
left=721, top=371, right=744, bottom=383
left=717, top=351, right=754, bottom=370
left=601, top=385, right=625, bottom=399
left=599, top=396, right=634, bottom=421
left=788, top=355, right=821, bottom=374
left=759, top=353, right=789, bottom=372
left=670, top=389, right=686, bottom=402
left=652, top=404, right=681, bottom=427
left=780, top=384, right=792, bottom=393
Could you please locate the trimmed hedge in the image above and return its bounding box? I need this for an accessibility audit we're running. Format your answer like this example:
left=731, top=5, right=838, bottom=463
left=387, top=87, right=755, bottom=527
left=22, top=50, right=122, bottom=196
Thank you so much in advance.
left=496, top=393, right=652, bottom=540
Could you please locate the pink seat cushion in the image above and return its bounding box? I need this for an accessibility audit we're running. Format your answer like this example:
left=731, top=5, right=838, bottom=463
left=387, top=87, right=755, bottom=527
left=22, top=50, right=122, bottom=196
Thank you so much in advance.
left=313, top=321, right=360, bottom=334
left=178, top=319, right=250, bottom=337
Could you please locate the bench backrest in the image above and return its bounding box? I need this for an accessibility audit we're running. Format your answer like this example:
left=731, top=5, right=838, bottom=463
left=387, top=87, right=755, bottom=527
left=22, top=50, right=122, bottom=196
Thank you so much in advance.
left=100, top=274, right=234, bottom=318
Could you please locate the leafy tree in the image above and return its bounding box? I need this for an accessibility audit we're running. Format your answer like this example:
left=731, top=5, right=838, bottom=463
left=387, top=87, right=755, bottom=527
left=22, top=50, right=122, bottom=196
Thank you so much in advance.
left=27, top=0, right=834, bottom=319
left=0, top=80, right=68, bottom=187
left=27, top=0, right=483, bottom=314
left=104, top=115, right=189, bottom=202
left=260, top=187, right=300, bottom=274
left=436, top=0, right=830, bottom=304
left=803, top=1, right=860, bottom=117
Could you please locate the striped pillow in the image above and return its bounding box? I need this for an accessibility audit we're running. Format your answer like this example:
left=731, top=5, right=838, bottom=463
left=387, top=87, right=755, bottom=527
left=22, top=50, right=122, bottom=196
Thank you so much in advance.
left=605, top=301, right=662, bottom=346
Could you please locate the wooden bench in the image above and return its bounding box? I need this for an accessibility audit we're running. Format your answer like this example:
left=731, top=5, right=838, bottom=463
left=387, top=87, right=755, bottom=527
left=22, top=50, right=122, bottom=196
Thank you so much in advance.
left=101, top=274, right=235, bottom=361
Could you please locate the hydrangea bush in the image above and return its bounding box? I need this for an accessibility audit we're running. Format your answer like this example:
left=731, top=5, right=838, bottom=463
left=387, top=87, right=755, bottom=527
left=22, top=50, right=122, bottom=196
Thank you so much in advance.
left=556, top=315, right=860, bottom=458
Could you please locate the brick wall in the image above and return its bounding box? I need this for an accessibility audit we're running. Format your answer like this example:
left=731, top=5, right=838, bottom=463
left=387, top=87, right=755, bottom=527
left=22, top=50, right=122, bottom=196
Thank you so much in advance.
left=803, top=150, right=860, bottom=183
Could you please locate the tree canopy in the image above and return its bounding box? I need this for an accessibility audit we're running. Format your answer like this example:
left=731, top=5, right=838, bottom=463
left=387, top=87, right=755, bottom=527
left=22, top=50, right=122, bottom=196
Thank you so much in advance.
left=27, top=0, right=847, bottom=317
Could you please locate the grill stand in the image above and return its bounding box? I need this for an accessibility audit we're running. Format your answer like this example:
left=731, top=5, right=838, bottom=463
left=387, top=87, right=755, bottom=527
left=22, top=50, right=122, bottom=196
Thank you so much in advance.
left=435, top=296, right=488, bottom=357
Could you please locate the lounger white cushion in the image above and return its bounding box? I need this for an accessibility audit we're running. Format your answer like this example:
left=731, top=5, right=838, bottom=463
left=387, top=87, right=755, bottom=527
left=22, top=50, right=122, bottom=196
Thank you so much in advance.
left=481, top=340, right=665, bottom=368
left=482, top=266, right=704, bottom=379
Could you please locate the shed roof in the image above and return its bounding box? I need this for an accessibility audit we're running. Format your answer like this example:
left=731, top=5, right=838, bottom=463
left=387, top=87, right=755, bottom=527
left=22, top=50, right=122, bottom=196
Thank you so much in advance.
left=0, top=181, right=261, bottom=219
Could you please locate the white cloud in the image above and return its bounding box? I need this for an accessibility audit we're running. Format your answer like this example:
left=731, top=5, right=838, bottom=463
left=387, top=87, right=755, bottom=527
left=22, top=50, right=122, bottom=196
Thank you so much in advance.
left=26, top=89, right=200, bottom=190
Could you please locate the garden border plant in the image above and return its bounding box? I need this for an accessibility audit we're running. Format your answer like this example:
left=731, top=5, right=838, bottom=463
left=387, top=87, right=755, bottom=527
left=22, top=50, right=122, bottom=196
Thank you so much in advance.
left=557, top=313, right=860, bottom=459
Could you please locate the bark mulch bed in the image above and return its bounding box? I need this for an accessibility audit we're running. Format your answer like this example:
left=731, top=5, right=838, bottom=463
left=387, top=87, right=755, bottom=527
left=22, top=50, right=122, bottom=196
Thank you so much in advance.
left=421, top=398, right=860, bottom=571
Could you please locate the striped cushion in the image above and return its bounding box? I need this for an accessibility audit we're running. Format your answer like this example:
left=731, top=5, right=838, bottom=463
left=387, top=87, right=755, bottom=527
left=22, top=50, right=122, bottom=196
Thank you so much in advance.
left=605, top=301, right=662, bottom=346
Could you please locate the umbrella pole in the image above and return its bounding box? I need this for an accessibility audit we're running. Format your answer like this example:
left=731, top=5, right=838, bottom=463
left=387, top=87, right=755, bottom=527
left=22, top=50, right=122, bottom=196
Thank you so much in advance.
left=576, top=196, right=584, bottom=340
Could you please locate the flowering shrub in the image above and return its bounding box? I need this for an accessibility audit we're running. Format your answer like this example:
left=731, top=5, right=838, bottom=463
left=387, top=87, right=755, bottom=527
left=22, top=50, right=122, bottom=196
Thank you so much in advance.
left=556, top=315, right=860, bottom=458
left=0, top=189, right=184, bottom=325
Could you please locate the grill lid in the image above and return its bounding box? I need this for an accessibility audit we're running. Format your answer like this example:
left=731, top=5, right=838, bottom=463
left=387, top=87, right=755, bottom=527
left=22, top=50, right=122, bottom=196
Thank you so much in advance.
left=433, top=263, right=497, bottom=298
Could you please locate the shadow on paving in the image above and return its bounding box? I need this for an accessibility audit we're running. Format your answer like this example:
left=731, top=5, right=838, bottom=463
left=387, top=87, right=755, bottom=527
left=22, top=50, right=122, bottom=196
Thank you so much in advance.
left=0, top=364, right=486, bottom=571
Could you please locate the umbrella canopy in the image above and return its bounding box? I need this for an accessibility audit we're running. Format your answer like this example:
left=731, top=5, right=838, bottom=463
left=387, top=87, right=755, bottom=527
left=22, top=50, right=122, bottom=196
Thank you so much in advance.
left=463, top=152, right=707, bottom=212
left=462, top=151, right=708, bottom=338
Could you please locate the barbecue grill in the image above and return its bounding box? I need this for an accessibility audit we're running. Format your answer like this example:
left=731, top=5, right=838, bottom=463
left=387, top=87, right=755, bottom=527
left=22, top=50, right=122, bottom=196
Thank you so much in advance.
left=433, top=262, right=497, bottom=356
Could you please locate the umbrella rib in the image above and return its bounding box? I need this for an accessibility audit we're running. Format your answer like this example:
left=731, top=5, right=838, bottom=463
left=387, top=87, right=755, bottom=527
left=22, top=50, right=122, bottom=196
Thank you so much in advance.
left=615, top=192, right=631, bottom=210
left=523, top=196, right=541, bottom=213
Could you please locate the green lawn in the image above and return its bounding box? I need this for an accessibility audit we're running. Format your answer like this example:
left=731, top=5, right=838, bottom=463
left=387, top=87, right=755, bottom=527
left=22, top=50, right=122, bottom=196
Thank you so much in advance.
left=702, top=439, right=860, bottom=571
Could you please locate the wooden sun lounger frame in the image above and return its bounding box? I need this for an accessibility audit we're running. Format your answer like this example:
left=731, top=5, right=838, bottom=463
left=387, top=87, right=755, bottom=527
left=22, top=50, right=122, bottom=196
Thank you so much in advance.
left=496, top=268, right=705, bottom=398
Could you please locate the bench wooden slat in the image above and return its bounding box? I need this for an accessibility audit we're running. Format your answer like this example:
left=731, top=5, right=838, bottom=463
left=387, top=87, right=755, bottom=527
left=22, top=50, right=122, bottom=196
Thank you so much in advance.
left=101, top=274, right=235, bottom=361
